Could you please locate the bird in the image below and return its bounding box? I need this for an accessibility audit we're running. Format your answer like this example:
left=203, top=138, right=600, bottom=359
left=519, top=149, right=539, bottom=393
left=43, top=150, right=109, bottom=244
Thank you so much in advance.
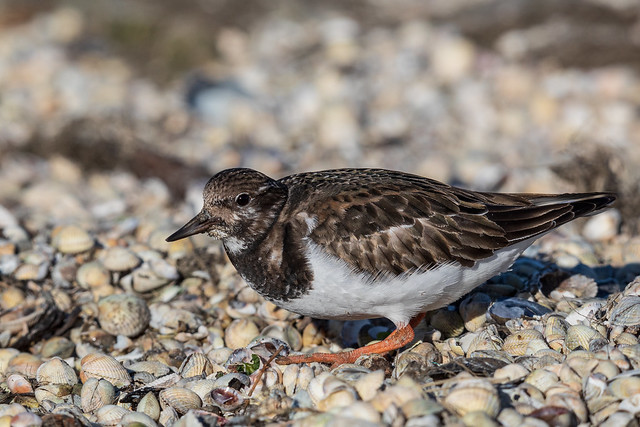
left=166, top=168, right=616, bottom=366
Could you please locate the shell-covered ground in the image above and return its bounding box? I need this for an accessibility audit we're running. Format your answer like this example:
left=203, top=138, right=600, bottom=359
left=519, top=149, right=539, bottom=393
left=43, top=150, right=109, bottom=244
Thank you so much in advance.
left=1, top=2, right=640, bottom=426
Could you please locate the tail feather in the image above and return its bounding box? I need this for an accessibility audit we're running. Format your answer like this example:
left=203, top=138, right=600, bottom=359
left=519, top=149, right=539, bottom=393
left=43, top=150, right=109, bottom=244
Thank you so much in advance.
left=487, top=192, right=616, bottom=242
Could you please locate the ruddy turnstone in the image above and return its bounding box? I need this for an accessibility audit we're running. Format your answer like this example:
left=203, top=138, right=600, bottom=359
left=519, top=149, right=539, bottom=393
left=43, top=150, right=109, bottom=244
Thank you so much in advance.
left=167, top=168, right=615, bottom=365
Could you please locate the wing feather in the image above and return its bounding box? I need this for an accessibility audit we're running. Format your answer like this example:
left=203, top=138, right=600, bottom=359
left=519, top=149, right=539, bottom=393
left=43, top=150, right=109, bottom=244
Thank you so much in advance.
left=279, top=169, right=615, bottom=277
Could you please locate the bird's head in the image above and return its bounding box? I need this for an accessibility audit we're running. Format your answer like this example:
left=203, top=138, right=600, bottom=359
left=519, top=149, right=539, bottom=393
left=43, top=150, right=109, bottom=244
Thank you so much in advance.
left=166, top=168, right=287, bottom=253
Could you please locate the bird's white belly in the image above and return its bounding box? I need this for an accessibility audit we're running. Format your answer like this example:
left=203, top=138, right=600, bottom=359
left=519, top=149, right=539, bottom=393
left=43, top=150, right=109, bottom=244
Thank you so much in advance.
left=278, top=239, right=535, bottom=327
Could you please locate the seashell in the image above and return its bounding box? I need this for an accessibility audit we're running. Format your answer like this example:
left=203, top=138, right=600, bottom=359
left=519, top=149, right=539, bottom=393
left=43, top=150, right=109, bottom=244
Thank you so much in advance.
left=543, top=314, right=568, bottom=347
left=13, top=262, right=48, bottom=281
left=430, top=307, right=464, bottom=337
left=308, top=372, right=358, bottom=411
left=493, top=363, right=529, bottom=382
left=610, top=296, right=640, bottom=327
left=334, top=401, right=382, bottom=423
left=614, top=332, right=639, bottom=346
left=7, top=374, right=33, bottom=394
left=525, top=368, right=559, bottom=393
left=34, top=384, right=71, bottom=405
left=302, top=321, right=325, bottom=347
left=101, top=247, right=141, bottom=272
left=503, top=329, right=544, bottom=356
left=283, top=364, right=315, bottom=397
left=464, top=326, right=503, bottom=355
left=96, top=404, right=130, bottom=426
left=127, top=361, right=171, bottom=377
left=444, top=379, right=500, bottom=417
left=36, top=357, right=77, bottom=386
left=551, top=274, right=598, bottom=300
left=6, top=353, right=42, bottom=378
left=185, top=379, right=218, bottom=405
left=51, top=258, right=77, bottom=288
left=51, top=225, right=94, bottom=254
left=158, top=407, right=178, bottom=426
left=351, top=370, right=385, bottom=401
left=545, top=392, right=588, bottom=423
left=76, top=261, right=110, bottom=288
left=558, top=363, right=582, bottom=393
left=565, top=300, right=605, bottom=325
left=213, top=372, right=251, bottom=390
left=225, top=318, right=260, bottom=349
left=497, top=408, right=524, bottom=426
left=582, top=373, right=608, bottom=401
left=609, top=376, right=640, bottom=399
left=0, top=348, right=20, bottom=374
left=0, top=254, right=19, bottom=275
left=401, top=398, right=444, bottom=419
left=488, top=297, right=551, bottom=323
left=525, top=339, right=551, bottom=356
left=179, top=353, right=213, bottom=378
left=247, top=336, right=291, bottom=361
left=137, top=391, right=161, bottom=421
left=211, top=386, right=245, bottom=411
left=40, top=337, right=75, bottom=359
left=81, top=377, right=116, bottom=413
left=0, top=287, right=24, bottom=310
left=9, top=412, right=43, bottom=427
left=594, top=360, right=621, bottom=380
left=132, top=263, right=173, bottom=293
left=566, top=325, right=606, bottom=351
left=79, top=353, right=131, bottom=387
left=158, top=387, right=202, bottom=414
left=120, top=412, right=158, bottom=427
left=459, top=292, right=491, bottom=332
left=618, top=394, right=640, bottom=415
left=98, top=294, right=150, bottom=337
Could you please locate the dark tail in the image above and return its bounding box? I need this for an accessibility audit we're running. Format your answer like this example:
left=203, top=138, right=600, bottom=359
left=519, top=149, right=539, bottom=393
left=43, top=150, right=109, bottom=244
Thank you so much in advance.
left=486, top=192, right=616, bottom=242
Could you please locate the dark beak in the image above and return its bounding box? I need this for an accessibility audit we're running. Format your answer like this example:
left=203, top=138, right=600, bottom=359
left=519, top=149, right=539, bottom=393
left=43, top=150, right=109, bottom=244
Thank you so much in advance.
left=166, top=213, right=212, bottom=242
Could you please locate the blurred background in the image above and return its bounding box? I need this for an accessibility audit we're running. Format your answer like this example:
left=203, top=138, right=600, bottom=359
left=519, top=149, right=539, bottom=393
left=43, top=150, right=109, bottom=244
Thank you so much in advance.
left=0, top=0, right=638, bottom=236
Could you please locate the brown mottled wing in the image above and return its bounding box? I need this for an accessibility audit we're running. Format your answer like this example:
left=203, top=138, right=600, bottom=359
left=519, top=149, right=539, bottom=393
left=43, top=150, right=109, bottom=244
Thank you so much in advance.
left=280, top=169, right=615, bottom=277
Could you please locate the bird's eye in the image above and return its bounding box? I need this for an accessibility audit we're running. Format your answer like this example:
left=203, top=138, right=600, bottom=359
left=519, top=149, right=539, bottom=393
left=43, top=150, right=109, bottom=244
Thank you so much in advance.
left=235, top=193, right=251, bottom=206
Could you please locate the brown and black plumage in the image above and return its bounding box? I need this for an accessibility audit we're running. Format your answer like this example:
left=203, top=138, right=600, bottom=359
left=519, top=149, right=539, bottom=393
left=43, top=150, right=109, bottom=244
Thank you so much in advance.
left=167, top=168, right=615, bottom=365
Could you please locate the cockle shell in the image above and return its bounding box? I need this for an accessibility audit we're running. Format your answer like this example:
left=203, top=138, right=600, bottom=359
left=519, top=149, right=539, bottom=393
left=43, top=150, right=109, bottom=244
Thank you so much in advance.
left=566, top=325, right=606, bottom=351
left=51, top=225, right=94, bottom=254
left=81, top=377, right=116, bottom=413
left=97, top=294, right=150, bottom=337
left=444, top=379, right=500, bottom=417
left=101, top=247, right=140, bottom=272
left=79, top=353, right=131, bottom=387
left=137, top=391, right=161, bottom=421
left=120, top=412, right=157, bottom=427
left=430, top=307, right=465, bottom=337
left=179, top=353, right=213, bottom=378
left=6, top=353, right=42, bottom=378
left=36, top=357, right=77, bottom=386
left=96, top=404, right=130, bottom=426
left=503, top=329, right=544, bottom=356
left=76, top=261, right=110, bottom=288
left=6, top=374, right=33, bottom=394
left=283, top=364, right=315, bottom=397
left=211, top=386, right=245, bottom=411
left=459, top=292, right=491, bottom=332
left=158, top=387, right=202, bottom=414
left=544, top=314, right=568, bottom=352
left=610, top=296, right=640, bottom=327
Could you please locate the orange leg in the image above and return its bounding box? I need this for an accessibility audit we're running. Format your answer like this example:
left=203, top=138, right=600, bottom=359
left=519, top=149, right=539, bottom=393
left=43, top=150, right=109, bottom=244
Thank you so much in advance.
left=276, top=313, right=426, bottom=367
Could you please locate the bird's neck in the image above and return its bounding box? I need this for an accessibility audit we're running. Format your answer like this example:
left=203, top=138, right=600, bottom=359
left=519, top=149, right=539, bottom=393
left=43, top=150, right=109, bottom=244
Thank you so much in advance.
left=223, top=222, right=314, bottom=302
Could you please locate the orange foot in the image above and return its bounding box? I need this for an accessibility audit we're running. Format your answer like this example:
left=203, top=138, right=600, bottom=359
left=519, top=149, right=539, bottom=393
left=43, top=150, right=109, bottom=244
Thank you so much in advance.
left=276, top=313, right=426, bottom=367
